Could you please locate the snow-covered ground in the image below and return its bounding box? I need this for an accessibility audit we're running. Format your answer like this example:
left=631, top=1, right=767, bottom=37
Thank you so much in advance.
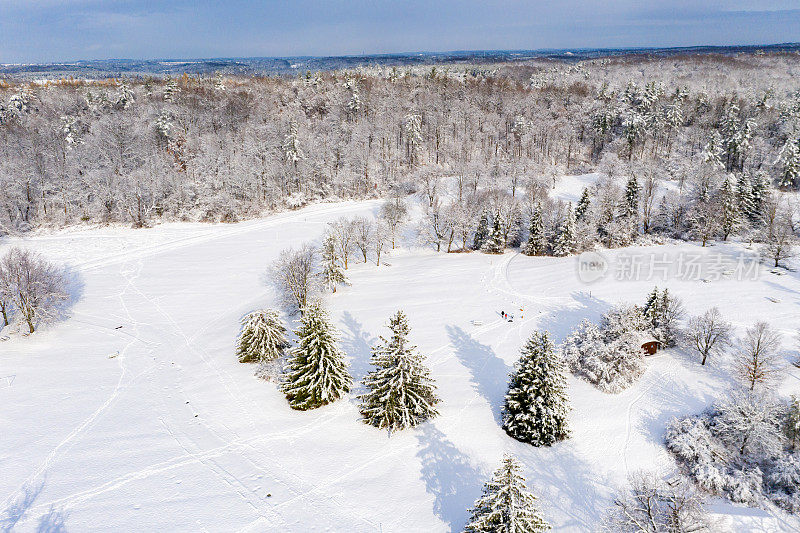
left=1, top=196, right=799, bottom=532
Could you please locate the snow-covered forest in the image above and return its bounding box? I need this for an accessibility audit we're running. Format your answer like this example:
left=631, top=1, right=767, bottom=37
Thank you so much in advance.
left=2, top=49, right=800, bottom=532
left=2, top=52, right=800, bottom=238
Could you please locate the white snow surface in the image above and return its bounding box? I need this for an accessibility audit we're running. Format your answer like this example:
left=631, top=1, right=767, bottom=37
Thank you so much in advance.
left=1, top=195, right=799, bottom=532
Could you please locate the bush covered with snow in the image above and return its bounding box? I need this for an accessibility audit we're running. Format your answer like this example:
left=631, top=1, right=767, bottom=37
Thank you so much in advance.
left=561, top=319, right=645, bottom=393
left=665, top=392, right=800, bottom=513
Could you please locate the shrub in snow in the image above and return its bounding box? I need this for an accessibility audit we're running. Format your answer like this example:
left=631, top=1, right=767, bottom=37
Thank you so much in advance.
left=359, top=311, right=439, bottom=431
left=665, top=392, right=800, bottom=513
left=503, top=331, right=570, bottom=446
left=464, top=454, right=550, bottom=533
left=562, top=320, right=645, bottom=393
left=281, top=304, right=352, bottom=410
left=711, top=391, right=784, bottom=459
left=599, top=304, right=648, bottom=343
left=236, top=309, right=289, bottom=363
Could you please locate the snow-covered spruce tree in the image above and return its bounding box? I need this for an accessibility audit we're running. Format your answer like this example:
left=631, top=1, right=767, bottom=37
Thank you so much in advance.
left=472, top=210, right=490, bottom=250
left=522, top=205, right=547, bottom=256
left=465, top=454, right=550, bottom=533
left=736, top=173, right=755, bottom=222
left=502, top=331, right=570, bottom=446
left=575, top=188, right=591, bottom=221
left=718, top=176, right=740, bottom=240
left=642, top=287, right=683, bottom=347
left=282, top=305, right=352, bottom=410
left=359, top=310, right=440, bottom=431
left=551, top=204, right=576, bottom=257
left=237, top=309, right=289, bottom=363
left=623, top=174, right=640, bottom=220
left=481, top=212, right=505, bottom=254
left=787, top=395, right=800, bottom=452
left=320, top=234, right=347, bottom=293
left=777, top=137, right=800, bottom=190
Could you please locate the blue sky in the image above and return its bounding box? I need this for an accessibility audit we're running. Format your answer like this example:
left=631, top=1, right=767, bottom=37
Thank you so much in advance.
left=1, top=1, right=799, bottom=63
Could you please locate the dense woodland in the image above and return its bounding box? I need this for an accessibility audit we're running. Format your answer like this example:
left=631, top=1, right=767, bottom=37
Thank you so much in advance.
left=1, top=52, right=799, bottom=243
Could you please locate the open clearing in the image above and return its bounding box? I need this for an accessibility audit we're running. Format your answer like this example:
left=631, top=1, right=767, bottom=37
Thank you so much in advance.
left=1, top=199, right=799, bottom=532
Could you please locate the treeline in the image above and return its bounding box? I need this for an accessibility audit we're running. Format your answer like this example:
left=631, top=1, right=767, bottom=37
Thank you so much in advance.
left=1, top=53, right=800, bottom=237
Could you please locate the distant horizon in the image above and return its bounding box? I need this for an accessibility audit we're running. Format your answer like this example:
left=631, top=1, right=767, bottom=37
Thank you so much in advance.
left=3, top=1, right=799, bottom=64
left=4, top=40, right=799, bottom=67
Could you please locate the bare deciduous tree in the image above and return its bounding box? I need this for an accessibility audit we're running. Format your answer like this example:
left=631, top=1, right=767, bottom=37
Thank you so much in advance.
left=0, top=247, right=68, bottom=333
left=603, top=471, right=712, bottom=533
left=379, top=197, right=408, bottom=250
left=687, top=308, right=732, bottom=366
left=328, top=217, right=356, bottom=269
left=268, top=244, right=319, bottom=315
left=735, top=322, right=783, bottom=391
left=352, top=216, right=373, bottom=263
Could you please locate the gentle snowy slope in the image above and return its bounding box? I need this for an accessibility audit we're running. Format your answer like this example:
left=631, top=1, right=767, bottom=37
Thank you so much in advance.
left=1, top=199, right=798, bottom=532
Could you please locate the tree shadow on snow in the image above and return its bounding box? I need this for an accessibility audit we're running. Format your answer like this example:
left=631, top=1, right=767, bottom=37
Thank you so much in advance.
left=446, top=325, right=509, bottom=425
left=515, top=446, right=613, bottom=530
left=0, top=480, right=45, bottom=532
left=538, top=292, right=611, bottom=344
left=339, top=311, right=377, bottom=381
left=36, top=507, right=68, bottom=533
left=415, top=424, right=484, bottom=532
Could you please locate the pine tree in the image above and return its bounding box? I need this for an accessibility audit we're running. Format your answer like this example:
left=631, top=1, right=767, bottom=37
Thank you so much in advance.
left=575, top=188, right=591, bottom=221
left=552, top=204, right=576, bottom=257
left=464, top=454, right=550, bottom=533
left=282, top=305, right=352, bottom=410
left=472, top=210, right=490, bottom=250
left=502, top=332, right=570, bottom=446
left=359, top=311, right=440, bottom=431
left=522, top=205, right=547, bottom=256
left=777, top=137, right=800, bottom=190
left=750, top=172, right=770, bottom=222
left=623, top=174, right=640, bottom=219
left=236, top=309, right=289, bottom=363
left=719, top=176, right=740, bottom=240
left=320, top=234, right=347, bottom=293
left=737, top=173, right=755, bottom=221
left=481, top=212, right=505, bottom=254
left=642, top=287, right=660, bottom=327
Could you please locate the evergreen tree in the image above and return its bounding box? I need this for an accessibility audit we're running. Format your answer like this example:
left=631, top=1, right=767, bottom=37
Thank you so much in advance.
left=237, top=309, right=289, bottom=363
left=623, top=174, right=640, bottom=219
left=502, top=331, right=570, bottom=446
left=575, top=188, right=591, bottom=221
left=750, top=172, right=770, bottom=222
left=481, top=212, right=505, bottom=254
left=643, top=287, right=683, bottom=347
left=359, top=311, right=440, bottom=431
left=522, top=205, right=547, bottom=256
left=163, top=77, right=180, bottom=102
left=642, top=287, right=661, bottom=327
left=282, top=305, right=352, bottom=410
left=552, top=204, right=576, bottom=257
left=719, top=176, right=740, bottom=240
left=472, top=210, right=490, bottom=250
left=320, top=234, right=347, bottom=293
left=777, top=137, right=800, bottom=189
left=464, top=454, right=550, bottom=533
left=736, top=173, right=755, bottom=221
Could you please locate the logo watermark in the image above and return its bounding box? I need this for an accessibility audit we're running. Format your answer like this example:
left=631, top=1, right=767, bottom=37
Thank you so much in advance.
left=576, top=250, right=761, bottom=284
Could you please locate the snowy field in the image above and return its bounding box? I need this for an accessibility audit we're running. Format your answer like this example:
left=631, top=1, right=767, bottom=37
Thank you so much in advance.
left=1, top=196, right=799, bottom=532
